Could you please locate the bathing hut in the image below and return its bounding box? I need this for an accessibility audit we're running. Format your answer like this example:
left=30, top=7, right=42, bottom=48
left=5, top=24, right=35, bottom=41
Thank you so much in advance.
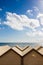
left=0, top=45, right=22, bottom=65
left=23, top=47, right=43, bottom=65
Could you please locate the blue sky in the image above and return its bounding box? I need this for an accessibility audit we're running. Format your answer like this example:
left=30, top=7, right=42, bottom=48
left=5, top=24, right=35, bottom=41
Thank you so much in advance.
left=0, top=0, right=43, bottom=43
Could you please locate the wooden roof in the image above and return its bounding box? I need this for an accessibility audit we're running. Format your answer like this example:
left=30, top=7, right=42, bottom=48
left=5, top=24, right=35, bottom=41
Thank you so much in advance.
left=12, top=46, right=32, bottom=56
left=12, top=46, right=22, bottom=56
left=34, top=45, right=43, bottom=55
left=15, top=45, right=29, bottom=51
left=0, top=45, right=43, bottom=56
left=0, top=45, right=11, bottom=56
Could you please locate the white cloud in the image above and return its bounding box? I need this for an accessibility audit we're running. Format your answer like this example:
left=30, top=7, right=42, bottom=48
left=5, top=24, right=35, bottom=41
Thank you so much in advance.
left=26, top=30, right=43, bottom=37
left=41, top=28, right=43, bottom=31
left=33, top=7, right=39, bottom=12
left=20, top=15, right=40, bottom=30
left=0, top=22, right=2, bottom=25
left=0, top=8, right=2, bottom=11
left=27, top=7, right=39, bottom=17
left=0, top=22, right=1, bottom=24
left=3, top=10, right=43, bottom=39
left=4, top=12, right=23, bottom=30
left=1, top=8, right=43, bottom=43
left=37, top=13, right=43, bottom=18
left=29, top=19, right=40, bottom=29
left=27, top=10, right=33, bottom=16
left=37, top=13, right=43, bottom=25
left=4, top=12, right=40, bottom=31
left=0, top=19, right=5, bottom=30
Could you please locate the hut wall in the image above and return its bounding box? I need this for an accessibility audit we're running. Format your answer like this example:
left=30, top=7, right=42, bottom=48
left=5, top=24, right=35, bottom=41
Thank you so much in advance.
left=0, top=49, right=22, bottom=65
left=23, top=50, right=43, bottom=65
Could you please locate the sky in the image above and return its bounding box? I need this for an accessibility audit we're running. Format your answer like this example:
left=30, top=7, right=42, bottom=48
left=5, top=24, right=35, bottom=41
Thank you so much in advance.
left=0, top=0, right=43, bottom=44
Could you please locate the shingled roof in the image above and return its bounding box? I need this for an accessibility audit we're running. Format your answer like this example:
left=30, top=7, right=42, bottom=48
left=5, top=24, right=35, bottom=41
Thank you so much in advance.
left=0, top=45, right=11, bottom=56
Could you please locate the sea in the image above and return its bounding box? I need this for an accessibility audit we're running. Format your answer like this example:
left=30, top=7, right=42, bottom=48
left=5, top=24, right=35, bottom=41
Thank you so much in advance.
left=0, top=43, right=43, bottom=47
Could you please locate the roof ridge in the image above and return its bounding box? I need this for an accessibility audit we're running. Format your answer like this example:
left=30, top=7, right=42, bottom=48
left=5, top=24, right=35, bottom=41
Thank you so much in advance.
left=12, top=46, right=32, bottom=56
left=34, top=45, right=43, bottom=55
left=0, top=45, right=43, bottom=56
left=12, top=46, right=22, bottom=56
left=15, top=45, right=29, bottom=51
left=37, top=47, right=43, bottom=50
left=34, top=45, right=42, bottom=49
